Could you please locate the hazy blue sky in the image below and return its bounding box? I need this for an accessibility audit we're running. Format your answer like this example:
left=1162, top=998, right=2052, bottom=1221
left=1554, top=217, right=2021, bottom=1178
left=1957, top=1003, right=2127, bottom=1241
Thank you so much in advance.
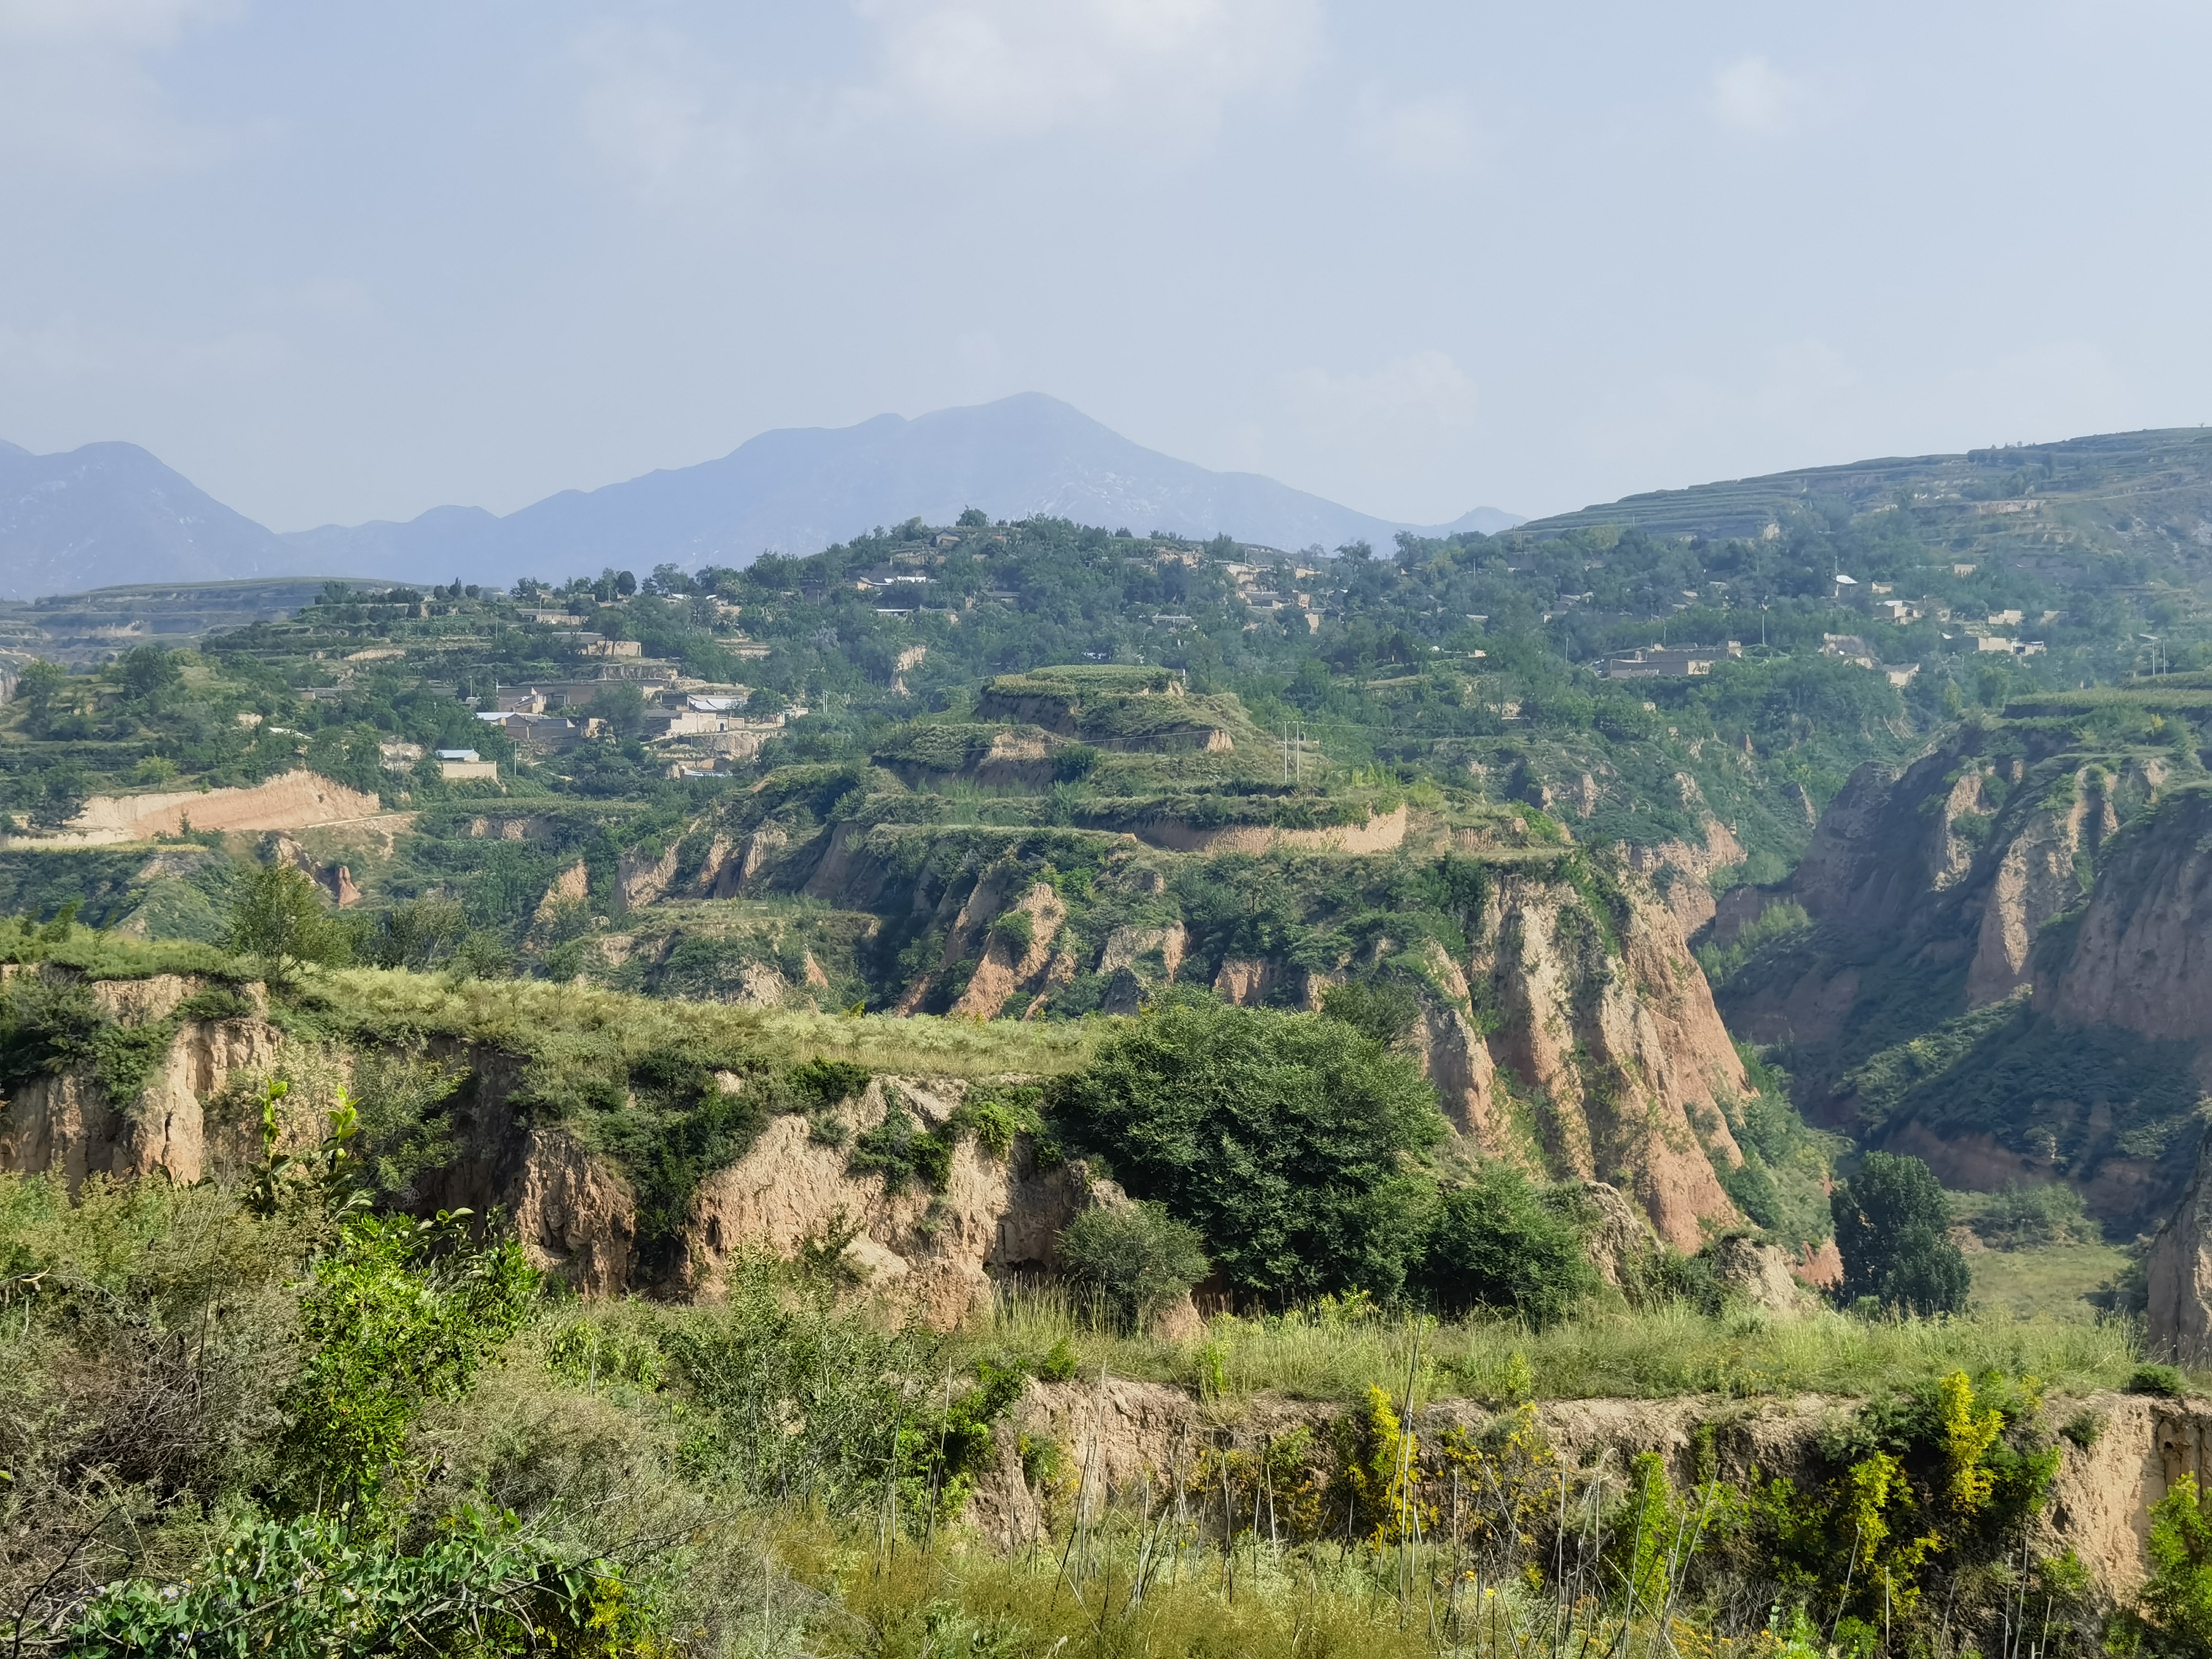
left=3, top=1, right=2208, bottom=532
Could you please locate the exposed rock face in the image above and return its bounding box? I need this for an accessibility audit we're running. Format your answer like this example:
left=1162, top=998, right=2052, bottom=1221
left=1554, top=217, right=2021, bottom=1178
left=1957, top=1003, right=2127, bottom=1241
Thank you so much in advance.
left=1467, top=876, right=1746, bottom=1249
left=683, top=1078, right=1113, bottom=1327
left=1966, top=778, right=2106, bottom=1004
left=0, top=1015, right=282, bottom=1191
left=1618, top=812, right=1745, bottom=944
left=1707, top=1236, right=1810, bottom=1315
left=2044, top=784, right=2212, bottom=1042
left=2146, top=1124, right=2212, bottom=1360
left=972, top=1373, right=2208, bottom=1590
left=1579, top=1180, right=1658, bottom=1289
left=615, top=843, right=681, bottom=911
left=1132, top=803, right=1408, bottom=856
left=952, top=881, right=1068, bottom=1020
left=508, top=1127, right=639, bottom=1296
left=3, top=770, right=384, bottom=848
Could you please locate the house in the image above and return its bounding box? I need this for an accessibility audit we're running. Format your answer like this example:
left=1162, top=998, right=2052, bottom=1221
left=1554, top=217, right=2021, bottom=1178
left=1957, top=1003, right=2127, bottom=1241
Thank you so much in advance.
left=379, top=740, right=424, bottom=773
left=1873, top=599, right=1919, bottom=624
left=516, top=609, right=584, bottom=626
left=495, top=687, right=548, bottom=713
left=934, top=532, right=961, bottom=548
left=1976, top=636, right=2015, bottom=653
left=1604, top=643, right=1742, bottom=679
left=1988, top=609, right=2024, bottom=628
left=581, top=638, right=643, bottom=657
left=435, top=748, right=498, bottom=780
left=499, top=713, right=599, bottom=753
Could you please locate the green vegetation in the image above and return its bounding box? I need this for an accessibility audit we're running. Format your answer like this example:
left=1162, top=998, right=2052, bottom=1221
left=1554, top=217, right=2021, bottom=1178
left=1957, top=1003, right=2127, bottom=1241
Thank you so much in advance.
left=1054, top=1201, right=1210, bottom=1331
left=1834, top=1152, right=1972, bottom=1316
left=1047, top=992, right=1446, bottom=1303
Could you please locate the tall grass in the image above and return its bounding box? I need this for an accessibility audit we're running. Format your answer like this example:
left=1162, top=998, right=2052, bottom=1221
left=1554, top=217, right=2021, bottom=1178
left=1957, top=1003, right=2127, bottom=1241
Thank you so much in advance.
left=309, top=966, right=1096, bottom=1076
left=961, top=1283, right=2154, bottom=1408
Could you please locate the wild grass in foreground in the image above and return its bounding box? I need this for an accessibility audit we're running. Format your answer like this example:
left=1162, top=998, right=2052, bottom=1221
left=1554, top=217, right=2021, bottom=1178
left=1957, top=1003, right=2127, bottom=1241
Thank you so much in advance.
left=960, top=1282, right=2156, bottom=1409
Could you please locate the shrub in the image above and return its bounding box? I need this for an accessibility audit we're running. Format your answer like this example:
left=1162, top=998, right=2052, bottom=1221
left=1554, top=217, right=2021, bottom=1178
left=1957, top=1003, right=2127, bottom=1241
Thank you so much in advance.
left=2137, top=1474, right=2212, bottom=1654
left=1971, top=1180, right=2098, bottom=1249
left=2129, top=1363, right=2190, bottom=1398
left=1047, top=993, right=1446, bottom=1303
left=281, top=1211, right=537, bottom=1509
left=1057, top=1202, right=1210, bottom=1331
left=846, top=1092, right=956, bottom=1193
left=1318, top=979, right=1423, bottom=1047
left=1414, top=1163, right=1600, bottom=1328
left=1831, top=1152, right=1971, bottom=1315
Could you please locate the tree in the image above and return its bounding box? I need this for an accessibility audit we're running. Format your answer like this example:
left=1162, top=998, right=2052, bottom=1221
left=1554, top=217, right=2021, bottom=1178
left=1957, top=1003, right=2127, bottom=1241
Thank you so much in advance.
left=1831, top=1151, right=1970, bottom=1314
left=615, top=569, right=637, bottom=597
left=1319, top=979, right=1422, bottom=1047
left=1047, top=993, right=1446, bottom=1303
left=14, top=659, right=69, bottom=737
left=1056, top=1202, right=1209, bottom=1331
left=227, top=862, right=350, bottom=981
left=957, top=507, right=990, bottom=528
left=1415, top=1162, right=1599, bottom=1328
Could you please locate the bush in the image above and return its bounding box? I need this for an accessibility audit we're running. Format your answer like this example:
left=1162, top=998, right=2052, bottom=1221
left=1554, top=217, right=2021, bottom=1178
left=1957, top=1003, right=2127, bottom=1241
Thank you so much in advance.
left=1057, top=1202, right=1210, bottom=1331
left=1831, top=1152, right=1971, bottom=1315
left=1047, top=993, right=1446, bottom=1303
left=1318, top=979, right=1422, bottom=1047
left=2129, top=1363, right=2191, bottom=1398
left=1970, top=1180, right=2098, bottom=1249
left=2137, top=1474, right=2212, bottom=1654
left=1413, top=1163, right=1599, bottom=1328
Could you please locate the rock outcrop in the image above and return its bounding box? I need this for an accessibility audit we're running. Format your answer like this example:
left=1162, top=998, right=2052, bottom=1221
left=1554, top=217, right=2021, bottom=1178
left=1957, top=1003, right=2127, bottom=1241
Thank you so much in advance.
left=0, top=1004, right=284, bottom=1191
left=1713, top=724, right=2203, bottom=1227
left=969, top=1370, right=2212, bottom=1592
left=2147, top=1123, right=2212, bottom=1360
left=4, top=770, right=384, bottom=847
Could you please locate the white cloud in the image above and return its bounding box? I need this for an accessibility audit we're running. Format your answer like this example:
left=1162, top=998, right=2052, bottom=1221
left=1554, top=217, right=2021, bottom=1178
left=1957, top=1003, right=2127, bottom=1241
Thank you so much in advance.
left=0, top=0, right=242, bottom=174
left=1710, top=53, right=1804, bottom=136
left=858, top=0, right=1321, bottom=138
left=1353, top=87, right=1476, bottom=175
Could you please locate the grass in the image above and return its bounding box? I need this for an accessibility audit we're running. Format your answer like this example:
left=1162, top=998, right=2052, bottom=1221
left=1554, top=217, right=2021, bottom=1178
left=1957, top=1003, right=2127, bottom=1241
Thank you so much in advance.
left=959, top=1283, right=2154, bottom=1410
left=1966, top=1241, right=2130, bottom=1321
left=305, top=965, right=1097, bottom=1078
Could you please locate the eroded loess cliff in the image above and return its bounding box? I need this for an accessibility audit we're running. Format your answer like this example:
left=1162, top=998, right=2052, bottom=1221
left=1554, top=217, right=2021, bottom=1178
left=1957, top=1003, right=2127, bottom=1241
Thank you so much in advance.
left=969, top=1372, right=2211, bottom=1594
left=1709, top=716, right=2209, bottom=1230
left=663, top=791, right=1753, bottom=1248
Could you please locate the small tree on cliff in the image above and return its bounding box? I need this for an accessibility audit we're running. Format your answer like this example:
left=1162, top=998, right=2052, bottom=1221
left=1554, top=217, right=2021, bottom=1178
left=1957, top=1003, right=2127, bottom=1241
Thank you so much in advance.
left=1832, top=1151, right=1971, bottom=1314
left=228, top=862, right=350, bottom=983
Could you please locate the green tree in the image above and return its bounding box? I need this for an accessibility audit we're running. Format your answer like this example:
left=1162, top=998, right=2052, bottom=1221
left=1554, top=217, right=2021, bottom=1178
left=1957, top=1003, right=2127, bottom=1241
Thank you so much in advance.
left=1414, top=1162, right=1599, bottom=1328
left=1047, top=993, right=1446, bottom=1303
left=1831, top=1151, right=1971, bottom=1314
left=227, top=862, right=351, bottom=981
left=1319, top=979, right=1422, bottom=1047
left=282, top=1211, right=536, bottom=1509
left=13, top=658, right=70, bottom=738
left=1057, top=1201, right=1210, bottom=1331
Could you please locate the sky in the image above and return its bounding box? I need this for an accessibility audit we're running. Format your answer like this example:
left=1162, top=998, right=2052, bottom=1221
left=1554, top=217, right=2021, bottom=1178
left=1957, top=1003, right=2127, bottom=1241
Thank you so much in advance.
left=2, top=0, right=2209, bottom=534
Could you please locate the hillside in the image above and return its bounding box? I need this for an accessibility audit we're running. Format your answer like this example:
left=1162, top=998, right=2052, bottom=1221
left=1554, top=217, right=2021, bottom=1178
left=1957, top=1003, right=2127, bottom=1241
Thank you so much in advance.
left=10, top=484, right=2212, bottom=1649
left=1709, top=677, right=2212, bottom=1232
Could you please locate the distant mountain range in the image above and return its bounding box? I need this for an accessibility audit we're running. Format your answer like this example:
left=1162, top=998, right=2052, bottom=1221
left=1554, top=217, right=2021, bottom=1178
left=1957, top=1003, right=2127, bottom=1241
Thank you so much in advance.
left=0, top=394, right=1521, bottom=601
